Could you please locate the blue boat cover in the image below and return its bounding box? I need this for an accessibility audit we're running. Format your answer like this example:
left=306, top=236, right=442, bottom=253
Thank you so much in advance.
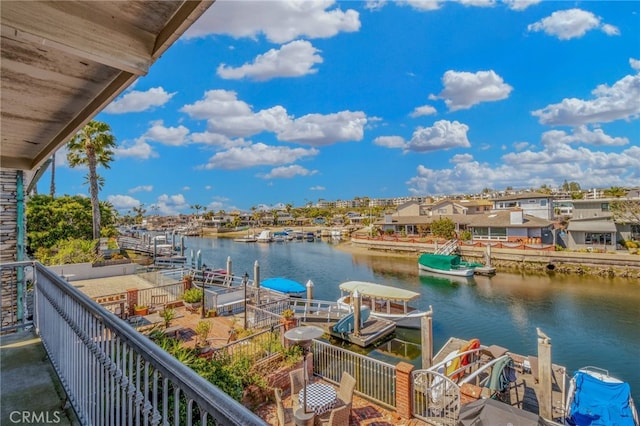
left=261, top=278, right=305, bottom=295
left=568, top=371, right=635, bottom=426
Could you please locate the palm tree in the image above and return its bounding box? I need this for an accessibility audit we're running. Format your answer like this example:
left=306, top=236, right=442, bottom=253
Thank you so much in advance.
left=66, top=120, right=116, bottom=240
left=50, top=153, right=56, bottom=196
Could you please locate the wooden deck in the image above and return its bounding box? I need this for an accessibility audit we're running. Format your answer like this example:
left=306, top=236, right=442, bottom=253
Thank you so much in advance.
left=434, top=337, right=567, bottom=423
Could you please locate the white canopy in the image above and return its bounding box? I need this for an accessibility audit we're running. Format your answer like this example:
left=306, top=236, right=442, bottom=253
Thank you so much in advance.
left=339, top=281, right=420, bottom=302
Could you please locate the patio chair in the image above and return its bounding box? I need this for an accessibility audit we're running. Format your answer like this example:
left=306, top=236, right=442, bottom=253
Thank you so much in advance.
left=274, top=388, right=293, bottom=426
left=315, top=404, right=349, bottom=426
left=289, top=368, right=305, bottom=411
left=336, top=371, right=356, bottom=411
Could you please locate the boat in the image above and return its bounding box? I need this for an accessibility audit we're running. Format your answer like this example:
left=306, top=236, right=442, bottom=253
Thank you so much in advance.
left=261, top=277, right=306, bottom=297
left=565, top=366, right=639, bottom=426
left=272, top=231, right=288, bottom=242
left=256, top=230, right=273, bottom=243
left=333, top=306, right=370, bottom=334
left=337, top=280, right=429, bottom=329
left=418, top=253, right=478, bottom=277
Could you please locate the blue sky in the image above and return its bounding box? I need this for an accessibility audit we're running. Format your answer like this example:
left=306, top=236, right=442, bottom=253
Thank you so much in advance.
left=45, top=0, right=640, bottom=215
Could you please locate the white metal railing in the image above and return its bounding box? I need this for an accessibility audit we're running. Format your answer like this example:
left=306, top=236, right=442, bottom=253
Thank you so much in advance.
left=15, top=261, right=267, bottom=425
left=312, top=339, right=396, bottom=409
left=435, top=239, right=459, bottom=255
left=289, top=298, right=350, bottom=322
left=412, top=370, right=460, bottom=425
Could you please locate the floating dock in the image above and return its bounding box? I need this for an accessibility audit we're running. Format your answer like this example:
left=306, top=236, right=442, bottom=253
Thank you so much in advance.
left=310, top=317, right=396, bottom=347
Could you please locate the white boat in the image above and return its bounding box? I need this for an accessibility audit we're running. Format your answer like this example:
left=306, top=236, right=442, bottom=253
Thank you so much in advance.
left=256, top=230, right=273, bottom=243
left=418, top=253, right=477, bottom=277
left=565, top=366, right=638, bottom=426
left=337, top=280, right=429, bottom=329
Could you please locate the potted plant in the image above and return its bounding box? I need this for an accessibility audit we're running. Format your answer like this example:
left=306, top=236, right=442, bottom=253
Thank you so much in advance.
left=280, top=309, right=297, bottom=330
left=181, top=288, right=203, bottom=311
left=133, top=304, right=149, bottom=316
left=195, top=320, right=211, bottom=351
left=161, top=308, right=176, bottom=328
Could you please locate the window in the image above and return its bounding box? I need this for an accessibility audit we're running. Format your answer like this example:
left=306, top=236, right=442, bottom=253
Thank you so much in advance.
left=473, top=227, right=489, bottom=236
left=585, top=233, right=612, bottom=245
left=601, top=203, right=610, bottom=211
left=541, top=200, right=547, bottom=206
left=490, top=227, right=507, bottom=237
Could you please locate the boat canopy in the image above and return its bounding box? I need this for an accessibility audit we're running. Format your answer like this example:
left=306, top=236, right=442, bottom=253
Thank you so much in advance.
left=262, top=278, right=306, bottom=295
left=418, top=254, right=463, bottom=269
left=339, top=281, right=420, bottom=302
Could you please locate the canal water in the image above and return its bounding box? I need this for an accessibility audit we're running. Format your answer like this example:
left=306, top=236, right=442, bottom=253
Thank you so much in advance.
left=184, top=236, right=640, bottom=402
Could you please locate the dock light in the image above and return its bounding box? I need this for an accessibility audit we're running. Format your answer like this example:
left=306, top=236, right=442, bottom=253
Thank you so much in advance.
left=243, top=272, right=249, bottom=329
left=201, top=265, right=206, bottom=319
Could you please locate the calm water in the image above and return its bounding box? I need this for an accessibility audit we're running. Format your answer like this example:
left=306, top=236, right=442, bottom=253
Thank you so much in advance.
left=184, top=236, right=640, bottom=402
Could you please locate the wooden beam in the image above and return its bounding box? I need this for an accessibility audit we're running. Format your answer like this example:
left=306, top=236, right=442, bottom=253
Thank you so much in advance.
left=1, top=1, right=154, bottom=75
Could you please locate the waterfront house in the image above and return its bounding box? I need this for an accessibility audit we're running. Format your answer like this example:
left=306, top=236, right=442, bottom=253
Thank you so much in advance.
left=566, top=197, right=639, bottom=250
left=467, top=209, right=555, bottom=244
left=491, top=192, right=554, bottom=220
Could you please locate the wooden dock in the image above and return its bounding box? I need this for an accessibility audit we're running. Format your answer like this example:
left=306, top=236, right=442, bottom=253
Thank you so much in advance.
left=434, top=337, right=567, bottom=423
left=324, top=317, right=396, bottom=347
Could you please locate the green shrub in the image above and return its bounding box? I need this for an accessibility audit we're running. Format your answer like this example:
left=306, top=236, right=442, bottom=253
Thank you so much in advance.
left=182, top=288, right=203, bottom=303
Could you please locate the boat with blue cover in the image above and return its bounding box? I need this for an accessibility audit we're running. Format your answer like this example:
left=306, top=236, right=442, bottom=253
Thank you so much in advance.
left=565, top=367, right=639, bottom=426
left=261, top=277, right=306, bottom=297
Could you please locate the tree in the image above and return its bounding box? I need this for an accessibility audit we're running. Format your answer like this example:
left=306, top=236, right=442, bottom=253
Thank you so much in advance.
left=604, top=186, right=627, bottom=198
left=430, top=217, right=456, bottom=239
left=50, top=153, right=56, bottom=197
left=26, top=195, right=117, bottom=253
left=66, top=120, right=116, bottom=240
left=610, top=198, right=640, bottom=224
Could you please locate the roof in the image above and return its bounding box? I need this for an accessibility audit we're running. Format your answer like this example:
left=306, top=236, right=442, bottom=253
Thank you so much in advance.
left=493, top=192, right=552, bottom=201
left=1, top=1, right=213, bottom=171
left=566, top=220, right=617, bottom=232
left=468, top=211, right=553, bottom=228
left=339, top=281, right=420, bottom=302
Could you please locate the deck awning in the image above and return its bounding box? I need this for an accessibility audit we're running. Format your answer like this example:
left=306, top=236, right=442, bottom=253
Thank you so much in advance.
left=566, top=221, right=617, bottom=233
left=339, top=281, right=420, bottom=302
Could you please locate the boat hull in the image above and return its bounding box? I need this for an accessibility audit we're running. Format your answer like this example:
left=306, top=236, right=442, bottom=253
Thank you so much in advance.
left=418, top=263, right=474, bottom=277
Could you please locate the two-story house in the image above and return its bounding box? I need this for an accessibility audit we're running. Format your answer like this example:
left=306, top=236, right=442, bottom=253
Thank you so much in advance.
left=492, top=192, right=554, bottom=220
left=566, top=198, right=639, bottom=249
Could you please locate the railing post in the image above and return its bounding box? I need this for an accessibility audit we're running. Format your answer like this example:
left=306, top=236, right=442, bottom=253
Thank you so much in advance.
left=395, top=362, right=414, bottom=419
left=127, top=288, right=139, bottom=316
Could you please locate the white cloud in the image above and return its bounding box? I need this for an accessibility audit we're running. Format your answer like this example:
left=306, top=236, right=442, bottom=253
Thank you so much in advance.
left=456, top=0, right=496, bottom=7
left=129, top=185, right=153, bottom=193
left=156, top=194, right=189, bottom=216
left=310, top=186, right=326, bottom=191
left=373, top=136, right=406, bottom=149
left=532, top=72, right=640, bottom=126
left=541, top=126, right=628, bottom=147
left=450, top=153, right=474, bottom=163
left=503, top=0, right=541, bottom=11
left=144, top=121, right=190, bottom=146
left=630, top=58, right=640, bottom=71
left=114, top=138, right=158, bottom=159
left=527, top=9, right=619, bottom=40
left=407, top=146, right=640, bottom=195
left=436, top=70, right=512, bottom=111
left=185, top=0, right=360, bottom=43
left=259, top=165, right=318, bottom=179
left=107, top=195, right=141, bottom=210
left=513, top=141, right=530, bottom=151
left=217, top=40, right=323, bottom=81
left=410, top=105, right=437, bottom=117
left=401, top=0, right=442, bottom=11
left=104, top=87, right=175, bottom=114
left=200, top=143, right=319, bottom=170
left=405, top=120, right=471, bottom=152
left=278, top=111, right=367, bottom=146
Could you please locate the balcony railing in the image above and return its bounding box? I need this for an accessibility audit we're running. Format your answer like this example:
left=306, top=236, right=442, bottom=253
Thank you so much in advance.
left=1, top=261, right=266, bottom=425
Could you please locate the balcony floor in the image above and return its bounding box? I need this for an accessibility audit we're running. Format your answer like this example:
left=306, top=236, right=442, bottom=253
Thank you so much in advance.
left=0, top=330, right=78, bottom=425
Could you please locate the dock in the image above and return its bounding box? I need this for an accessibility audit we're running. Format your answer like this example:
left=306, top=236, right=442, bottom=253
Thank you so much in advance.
left=434, top=337, right=567, bottom=422
left=311, top=317, right=396, bottom=347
